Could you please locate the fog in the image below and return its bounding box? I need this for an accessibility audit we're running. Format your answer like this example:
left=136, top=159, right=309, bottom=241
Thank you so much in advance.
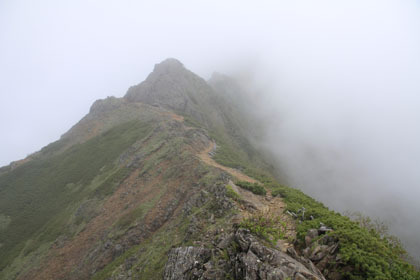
left=1, top=0, right=419, bottom=258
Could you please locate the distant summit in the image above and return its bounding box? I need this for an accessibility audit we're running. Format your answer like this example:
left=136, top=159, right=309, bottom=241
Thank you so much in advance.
left=152, top=58, right=185, bottom=74
left=125, top=58, right=205, bottom=110
left=124, top=58, right=220, bottom=126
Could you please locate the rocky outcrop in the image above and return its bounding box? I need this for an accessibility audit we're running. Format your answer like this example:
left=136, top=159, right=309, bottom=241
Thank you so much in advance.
left=164, top=228, right=325, bottom=280
left=163, top=247, right=212, bottom=280
left=125, top=59, right=211, bottom=115
left=301, top=229, right=343, bottom=280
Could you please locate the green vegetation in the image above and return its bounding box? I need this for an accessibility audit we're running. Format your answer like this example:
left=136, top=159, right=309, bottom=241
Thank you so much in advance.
left=269, top=183, right=420, bottom=280
left=93, top=213, right=194, bottom=280
left=183, top=115, right=203, bottom=128
left=115, top=206, right=145, bottom=230
left=1, top=77, right=418, bottom=280
left=240, top=211, right=285, bottom=244
left=235, top=181, right=266, bottom=195
left=225, top=185, right=241, bottom=201
left=0, top=120, right=153, bottom=271
left=207, top=128, right=273, bottom=182
left=92, top=166, right=232, bottom=280
left=92, top=167, right=131, bottom=198
left=209, top=132, right=245, bottom=170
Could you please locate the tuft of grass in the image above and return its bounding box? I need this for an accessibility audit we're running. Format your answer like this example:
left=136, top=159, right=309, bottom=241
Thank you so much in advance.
left=225, top=185, right=241, bottom=201
left=240, top=211, right=286, bottom=245
left=235, top=181, right=266, bottom=196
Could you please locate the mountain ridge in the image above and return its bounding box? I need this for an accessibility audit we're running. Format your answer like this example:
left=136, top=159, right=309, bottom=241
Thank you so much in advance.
left=0, top=59, right=418, bottom=280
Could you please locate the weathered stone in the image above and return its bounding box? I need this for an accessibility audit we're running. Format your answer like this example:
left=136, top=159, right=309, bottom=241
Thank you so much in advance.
left=163, top=246, right=211, bottom=280
left=234, top=228, right=253, bottom=252
left=164, top=228, right=326, bottom=280
left=217, top=233, right=234, bottom=249
left=301, top=229, right=342, bottom=278
left=305, top=229, right=319, bottom=247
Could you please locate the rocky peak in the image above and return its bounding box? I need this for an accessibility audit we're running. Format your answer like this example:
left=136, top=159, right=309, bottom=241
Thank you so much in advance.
left=124, top=58, right=218, bottom=125
left=152, top=58, right=185, bottom=75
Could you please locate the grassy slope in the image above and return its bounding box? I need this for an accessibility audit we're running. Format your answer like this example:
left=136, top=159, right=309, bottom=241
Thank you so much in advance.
left=88, top=122, right=234, bottom=279
left=0, top=120, right=153, bottom=272
left=0, top=103, right=233, bottom=279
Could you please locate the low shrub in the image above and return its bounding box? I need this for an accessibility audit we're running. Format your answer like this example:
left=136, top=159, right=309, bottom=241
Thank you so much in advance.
left=268, top=182, right=420, bottom=280
left=235, top=181, right=266, bottom=196
left=240, top=211, right=286, bottom=244
left=225, top=185, right=241, bottom=201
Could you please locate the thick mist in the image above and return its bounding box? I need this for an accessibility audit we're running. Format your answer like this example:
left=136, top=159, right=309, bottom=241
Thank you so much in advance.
left=204, top=1, right=420, bottom=259
left=225, top=13, right=420, bottom=258
left=1, top=0, right=419, bottom=259
left=239, top=70, right=420, bottom=259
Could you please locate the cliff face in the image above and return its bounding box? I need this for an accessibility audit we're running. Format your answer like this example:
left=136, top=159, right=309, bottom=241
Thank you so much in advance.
left=0, top=59, right=418, bottom=280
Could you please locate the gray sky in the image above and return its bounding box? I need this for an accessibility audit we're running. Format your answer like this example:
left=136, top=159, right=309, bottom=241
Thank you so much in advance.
left=1, top=0, right=419, bottom=166
left=1, top=0, right=420, bottom=256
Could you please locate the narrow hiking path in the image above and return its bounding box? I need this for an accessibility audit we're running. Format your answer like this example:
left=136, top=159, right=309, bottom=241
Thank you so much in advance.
left=158, top=111, right=297, bottom=246
left=158, top=110, right=296, bottom=244
left=198, top=141, right=257, bottom=183
left=197, top=140, right=296, bottom=250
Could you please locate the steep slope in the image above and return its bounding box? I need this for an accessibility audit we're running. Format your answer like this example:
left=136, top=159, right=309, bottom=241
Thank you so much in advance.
left=0, top=102, right=222, bottom=279
left=0, top=58, right=419, bottom=280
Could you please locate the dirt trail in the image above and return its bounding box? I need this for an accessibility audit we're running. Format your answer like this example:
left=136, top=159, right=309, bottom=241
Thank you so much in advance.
left=198, top=141, right=257, bottom=183
left=197, top=140, right=296, bottom=249
left=159, top=112, right=296, bottom=248
left=149, top=110, right=295, bottom=244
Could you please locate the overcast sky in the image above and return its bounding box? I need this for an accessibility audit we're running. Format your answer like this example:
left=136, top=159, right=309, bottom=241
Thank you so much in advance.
left=1, top=0, right=419, bottom=166
left=1, top=0, right=420, bottom=256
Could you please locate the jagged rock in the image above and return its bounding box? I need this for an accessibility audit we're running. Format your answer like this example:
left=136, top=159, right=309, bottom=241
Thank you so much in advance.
left=302, top=229, right=344, bottom=279
left=164, top=228, right=325, bottom=280
left=234, top=229, right=325, bottom=280
left=217, top=233, right=233, bottom=249
left=124, top=58, right=217, bottom=125
left=163, top=246, right=211, bottom=280
left=318, top=225, right=332, bottom=235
